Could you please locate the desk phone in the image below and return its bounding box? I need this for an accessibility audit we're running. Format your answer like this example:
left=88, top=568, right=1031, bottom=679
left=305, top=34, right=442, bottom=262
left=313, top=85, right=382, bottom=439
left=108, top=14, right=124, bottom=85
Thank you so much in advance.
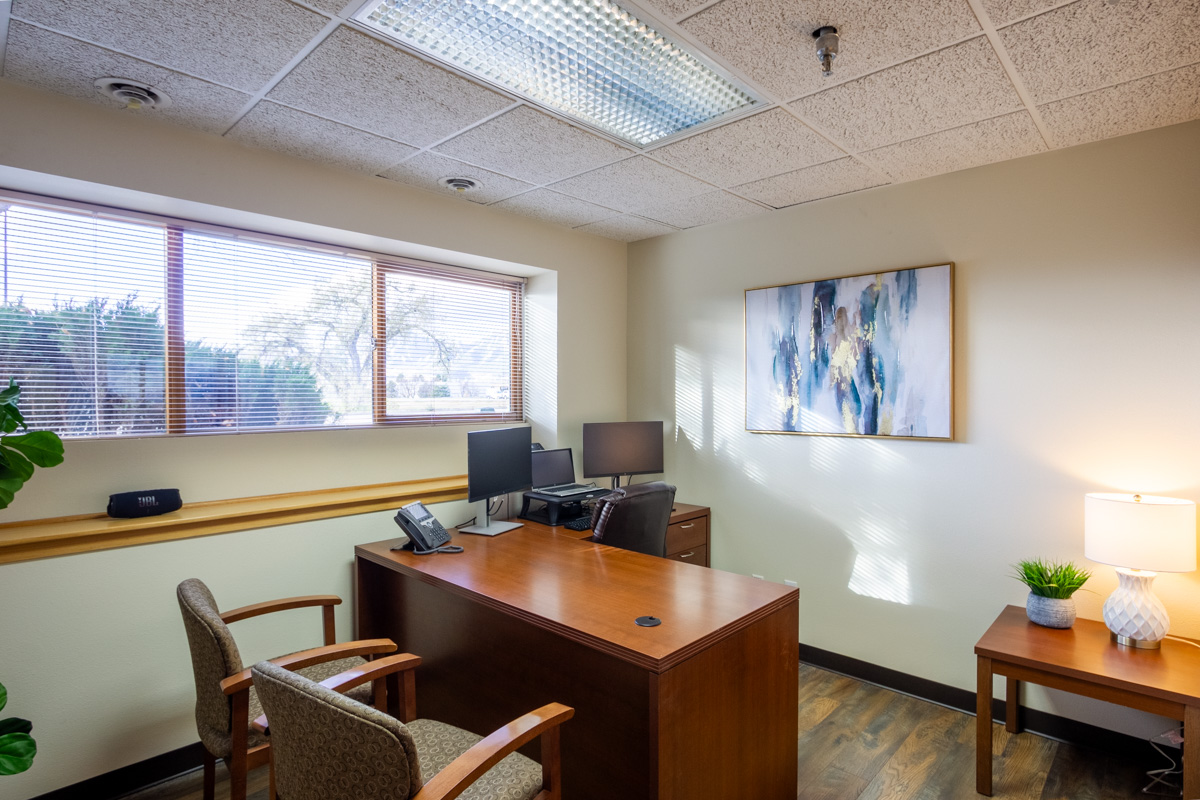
left=392, top=501, right=461, bottom=554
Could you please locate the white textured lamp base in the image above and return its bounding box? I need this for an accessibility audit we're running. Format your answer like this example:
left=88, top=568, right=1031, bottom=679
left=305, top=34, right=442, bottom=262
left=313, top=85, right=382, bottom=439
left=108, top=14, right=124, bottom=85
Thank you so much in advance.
left=1102, top=568, right=1169, bottom=649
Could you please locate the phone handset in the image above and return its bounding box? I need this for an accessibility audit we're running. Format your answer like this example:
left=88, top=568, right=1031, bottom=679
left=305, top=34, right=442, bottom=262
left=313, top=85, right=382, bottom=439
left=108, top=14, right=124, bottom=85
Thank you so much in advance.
left=391, top=501, right=463, bottom=555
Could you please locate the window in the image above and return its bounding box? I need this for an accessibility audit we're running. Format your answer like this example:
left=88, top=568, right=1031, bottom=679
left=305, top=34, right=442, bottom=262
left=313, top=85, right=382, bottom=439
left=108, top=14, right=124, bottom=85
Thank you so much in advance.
left=0, top=196, right=524, bottom=438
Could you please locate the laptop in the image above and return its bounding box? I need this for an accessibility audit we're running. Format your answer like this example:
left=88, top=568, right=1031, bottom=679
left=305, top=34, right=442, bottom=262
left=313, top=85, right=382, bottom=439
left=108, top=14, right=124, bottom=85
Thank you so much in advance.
left=531, top=448, right=597, bottom=497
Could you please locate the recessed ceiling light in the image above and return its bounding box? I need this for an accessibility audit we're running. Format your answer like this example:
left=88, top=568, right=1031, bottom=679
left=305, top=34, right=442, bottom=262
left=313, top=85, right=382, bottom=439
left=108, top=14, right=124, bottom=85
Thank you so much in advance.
left=438, top=176, right=480, bottom=193
left=354, top=0, right=761, bottom=147
left=94, top=77, right=172, bottom=110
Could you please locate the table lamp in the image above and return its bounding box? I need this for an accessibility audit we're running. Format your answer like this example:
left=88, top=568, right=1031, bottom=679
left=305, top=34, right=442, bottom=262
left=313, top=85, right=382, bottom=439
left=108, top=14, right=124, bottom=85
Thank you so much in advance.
left=1084, top=493, right=1197, bottom=649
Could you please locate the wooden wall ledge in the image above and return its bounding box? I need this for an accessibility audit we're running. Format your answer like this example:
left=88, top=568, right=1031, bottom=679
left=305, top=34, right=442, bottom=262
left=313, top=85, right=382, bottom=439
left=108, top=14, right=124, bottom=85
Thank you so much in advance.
left=0, top=475, right=468, bottom=566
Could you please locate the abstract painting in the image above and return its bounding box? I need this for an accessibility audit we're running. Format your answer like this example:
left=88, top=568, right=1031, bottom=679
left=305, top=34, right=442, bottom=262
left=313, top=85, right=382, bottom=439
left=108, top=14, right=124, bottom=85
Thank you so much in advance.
left=745, top=264, right=952, bottom=439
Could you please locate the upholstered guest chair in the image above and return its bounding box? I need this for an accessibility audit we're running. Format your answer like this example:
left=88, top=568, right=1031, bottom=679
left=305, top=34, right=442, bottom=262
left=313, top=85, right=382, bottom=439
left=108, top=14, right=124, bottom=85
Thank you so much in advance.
left=251, top=656, right=574, bottom=800
left=176, top=578, right=398, bottom=800
left=590, top=481, right=677, bottom=557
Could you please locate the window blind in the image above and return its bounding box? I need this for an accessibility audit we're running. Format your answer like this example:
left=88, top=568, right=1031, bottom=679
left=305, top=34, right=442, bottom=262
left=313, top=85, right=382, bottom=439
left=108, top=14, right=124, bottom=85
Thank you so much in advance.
left=0, top=204, right=167, bottom=436
left=0, top=195, right=525, bottom=438
left=376, top=261, right=524, bottom=425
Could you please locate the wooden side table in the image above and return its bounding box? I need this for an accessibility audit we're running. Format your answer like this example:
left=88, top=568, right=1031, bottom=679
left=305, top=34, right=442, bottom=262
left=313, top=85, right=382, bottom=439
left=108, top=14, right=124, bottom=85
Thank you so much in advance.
left=975, top=605, right=1200, bottom=798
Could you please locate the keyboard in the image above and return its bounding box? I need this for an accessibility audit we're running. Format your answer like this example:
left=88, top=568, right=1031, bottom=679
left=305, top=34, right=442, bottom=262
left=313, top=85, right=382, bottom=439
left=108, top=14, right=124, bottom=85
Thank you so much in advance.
left=563, top=516, right=593, bottom=531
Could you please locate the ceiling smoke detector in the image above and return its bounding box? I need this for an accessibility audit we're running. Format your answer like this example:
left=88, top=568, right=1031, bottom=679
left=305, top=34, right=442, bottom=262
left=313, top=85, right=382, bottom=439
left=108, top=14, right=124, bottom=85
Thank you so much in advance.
left=94, top=77, right=172, bottom=110
left=438, top=177, right=480, bottom=193
left=812, top=26, right=839, bottom=78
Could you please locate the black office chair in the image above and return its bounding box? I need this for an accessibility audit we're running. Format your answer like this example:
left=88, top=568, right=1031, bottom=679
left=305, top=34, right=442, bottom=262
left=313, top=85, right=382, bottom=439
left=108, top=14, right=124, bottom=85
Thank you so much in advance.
left=589, top=481, right=676, bottom=557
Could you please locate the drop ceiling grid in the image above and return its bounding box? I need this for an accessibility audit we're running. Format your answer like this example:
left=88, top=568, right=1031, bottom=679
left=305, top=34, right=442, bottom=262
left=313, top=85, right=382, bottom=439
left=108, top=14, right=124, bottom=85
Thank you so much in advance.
left=3, top=21, right=253, bottom=134
left=964, top=0, right=1056, bottom=148
left=9, top=0, right=331, bottom=93
left=2, top=0, right=1199, bottom=243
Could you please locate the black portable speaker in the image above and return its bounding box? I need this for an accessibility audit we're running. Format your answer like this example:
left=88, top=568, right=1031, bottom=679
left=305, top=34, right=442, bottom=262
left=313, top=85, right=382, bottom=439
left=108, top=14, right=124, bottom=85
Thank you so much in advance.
left=107, top=488, right=183, bottom=518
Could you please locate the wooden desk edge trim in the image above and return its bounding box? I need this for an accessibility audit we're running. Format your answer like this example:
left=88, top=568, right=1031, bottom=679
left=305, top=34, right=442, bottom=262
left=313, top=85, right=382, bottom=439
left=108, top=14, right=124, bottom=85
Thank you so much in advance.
left=0, top=476, right=468, bottom=566
left=354, top=546, right=796, bottom=673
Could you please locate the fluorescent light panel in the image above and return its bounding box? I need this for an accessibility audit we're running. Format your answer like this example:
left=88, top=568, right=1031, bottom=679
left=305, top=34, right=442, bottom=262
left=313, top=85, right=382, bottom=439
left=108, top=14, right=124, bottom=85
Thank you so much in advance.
left=355, top=0, right=761, bottom=146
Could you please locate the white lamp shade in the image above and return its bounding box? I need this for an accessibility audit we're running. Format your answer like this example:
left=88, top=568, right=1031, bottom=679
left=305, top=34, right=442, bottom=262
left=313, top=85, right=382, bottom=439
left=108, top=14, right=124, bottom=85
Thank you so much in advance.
left=1084, top=493, right=1197, bottom=573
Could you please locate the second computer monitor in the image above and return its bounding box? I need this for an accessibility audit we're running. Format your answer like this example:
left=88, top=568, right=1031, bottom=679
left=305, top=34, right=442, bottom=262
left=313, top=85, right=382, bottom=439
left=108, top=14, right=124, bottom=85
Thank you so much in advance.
left=531, top=447, right=575, bottom=489
left=582, top=421, right=664, bottom=486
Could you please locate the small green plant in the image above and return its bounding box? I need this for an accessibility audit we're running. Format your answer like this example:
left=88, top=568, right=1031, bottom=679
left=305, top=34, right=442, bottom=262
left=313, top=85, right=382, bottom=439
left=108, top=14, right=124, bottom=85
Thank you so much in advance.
left=0, top=379, right=64, bottom=509
left=1013, top=559, right=1091, bottom=599
left=0, top=680, right=36, bottom=775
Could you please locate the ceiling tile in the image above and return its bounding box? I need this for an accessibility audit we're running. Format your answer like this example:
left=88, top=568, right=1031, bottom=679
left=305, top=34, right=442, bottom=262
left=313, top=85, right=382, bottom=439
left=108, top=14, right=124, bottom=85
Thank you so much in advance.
left=227, top=101, right=418, bottom=175
left=790, top=37, right=1023, bottom=152
left=267, top=26, right=513, bottom=147
left=636, top=190, right=766, bottom=229
left=733, top=157, right=885, bottom=208
left=680, top=0, right=980, bottom=101
left=979, top=0, right=1067, bottom=26
left=2, top=21, right=250, bottom=135
left=9, top=0, right=329, bottom=93
left=1039, top=63, right=1200, bottom=149
left=434, top=106, right=632, bottom=186
left=865, top=111, right=1046, bottom=183
left=999, top=0, right=1200, bottom=104
left=380, top=153, right=534, bottom=204
left=549, top=157, right=712, bottom=212
left=491, top=190, right=616, bottom=228
left=640, top=0, right=713, bottom=22
left=651, top=108, right=844, bottom=188
left=574, top=215, right=679, bottom=242
left=299, top=0, right=349, bottom=14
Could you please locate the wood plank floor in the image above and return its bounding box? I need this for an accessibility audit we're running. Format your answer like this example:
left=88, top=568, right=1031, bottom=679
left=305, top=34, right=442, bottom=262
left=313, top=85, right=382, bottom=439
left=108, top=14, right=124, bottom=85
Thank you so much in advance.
left=122, top=664, right=1162, bottom=800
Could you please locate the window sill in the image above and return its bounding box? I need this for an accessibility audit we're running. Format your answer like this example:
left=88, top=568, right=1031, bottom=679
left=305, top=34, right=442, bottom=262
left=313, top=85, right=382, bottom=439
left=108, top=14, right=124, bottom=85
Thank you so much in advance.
left=0, top=475, right=468, bottom=565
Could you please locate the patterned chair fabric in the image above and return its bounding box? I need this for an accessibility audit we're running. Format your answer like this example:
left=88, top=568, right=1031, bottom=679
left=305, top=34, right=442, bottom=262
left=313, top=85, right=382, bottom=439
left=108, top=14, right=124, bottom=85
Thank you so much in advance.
left=252, top=661, right=543, bottom=800
left=176, top=578, right=370, bottom=760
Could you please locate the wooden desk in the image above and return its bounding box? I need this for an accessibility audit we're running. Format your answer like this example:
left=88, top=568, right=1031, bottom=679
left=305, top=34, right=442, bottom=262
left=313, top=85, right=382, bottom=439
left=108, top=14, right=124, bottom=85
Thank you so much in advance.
left=355, top=529, right=797, bottom=800
left=975, top=605, right=1200, bottom=797
left=518, top=502, right=711, bottom=567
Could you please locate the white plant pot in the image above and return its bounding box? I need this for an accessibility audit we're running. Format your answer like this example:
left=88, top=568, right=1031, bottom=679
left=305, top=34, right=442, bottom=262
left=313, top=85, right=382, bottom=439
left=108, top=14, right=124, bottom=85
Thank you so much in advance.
left=1025, top=593, right=1076, bottom=629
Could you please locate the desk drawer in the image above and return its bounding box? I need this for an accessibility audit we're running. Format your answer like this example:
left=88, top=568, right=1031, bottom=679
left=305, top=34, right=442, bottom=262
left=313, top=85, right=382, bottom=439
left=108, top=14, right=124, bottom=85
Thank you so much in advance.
left=666, top=516, right=707, bottom=553
left=667, top=544, right=707, bottom=566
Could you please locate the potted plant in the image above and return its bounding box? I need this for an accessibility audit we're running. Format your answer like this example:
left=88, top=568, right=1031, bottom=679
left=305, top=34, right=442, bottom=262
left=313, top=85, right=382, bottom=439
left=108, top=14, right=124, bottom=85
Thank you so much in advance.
left=1013, top=559, right=1091, bottom=628
left=0, top=680, right=36, bottom=775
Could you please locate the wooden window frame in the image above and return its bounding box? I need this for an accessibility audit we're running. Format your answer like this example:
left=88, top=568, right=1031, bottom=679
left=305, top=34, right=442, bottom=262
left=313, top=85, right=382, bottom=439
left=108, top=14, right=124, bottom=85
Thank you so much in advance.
left=372, top=261, right=524, bottom=427
left=2, top=190, right=527, bottom=438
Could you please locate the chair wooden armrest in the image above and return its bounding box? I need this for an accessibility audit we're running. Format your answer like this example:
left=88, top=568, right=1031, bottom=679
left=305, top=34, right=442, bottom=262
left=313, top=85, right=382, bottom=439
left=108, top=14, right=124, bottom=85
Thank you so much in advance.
left=252, top=652, right=425, bottom=733
left=412, top=703, right=575, bottom=800
left=220, top=595, right=343, bottom=645
left=221, top=638, right=397, bottom=696
left=317, top=652, right=423, bottom=694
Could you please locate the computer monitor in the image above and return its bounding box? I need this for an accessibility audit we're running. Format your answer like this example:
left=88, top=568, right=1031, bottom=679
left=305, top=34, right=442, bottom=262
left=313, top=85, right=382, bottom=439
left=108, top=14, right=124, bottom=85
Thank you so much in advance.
left=461, top=426, right=531, bottom=535
left=582, top=421, right=664, bottom=488
left=531, top=448, right=576, bottom=489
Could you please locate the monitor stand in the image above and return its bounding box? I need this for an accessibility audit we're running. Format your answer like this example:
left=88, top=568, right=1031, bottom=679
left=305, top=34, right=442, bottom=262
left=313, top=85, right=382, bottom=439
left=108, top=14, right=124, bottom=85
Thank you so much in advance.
left=459, top=497, right=524, bottom=536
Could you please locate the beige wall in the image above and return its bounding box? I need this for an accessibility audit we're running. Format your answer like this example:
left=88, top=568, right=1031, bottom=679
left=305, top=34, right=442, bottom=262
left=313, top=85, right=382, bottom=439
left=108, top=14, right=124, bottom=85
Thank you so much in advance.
left=628, top=121, right=1200, bottom=739
left=0, top=82, right=626, bottom=798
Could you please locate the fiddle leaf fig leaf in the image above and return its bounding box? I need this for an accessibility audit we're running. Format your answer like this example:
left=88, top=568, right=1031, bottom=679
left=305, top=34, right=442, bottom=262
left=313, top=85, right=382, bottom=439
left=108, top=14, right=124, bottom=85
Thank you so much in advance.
left=0, top=718, right=31, bottom=736
left=2, top=432, right=64, bottom=469
left=0, top=448, right=34, bottom=482
left=0, top=379, right=63, bottom=510
left=0, top=682, right=6, bottom=714
left=0, top=732, right=37, bottom=775
left=0, top=381, right=20, bottom=406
